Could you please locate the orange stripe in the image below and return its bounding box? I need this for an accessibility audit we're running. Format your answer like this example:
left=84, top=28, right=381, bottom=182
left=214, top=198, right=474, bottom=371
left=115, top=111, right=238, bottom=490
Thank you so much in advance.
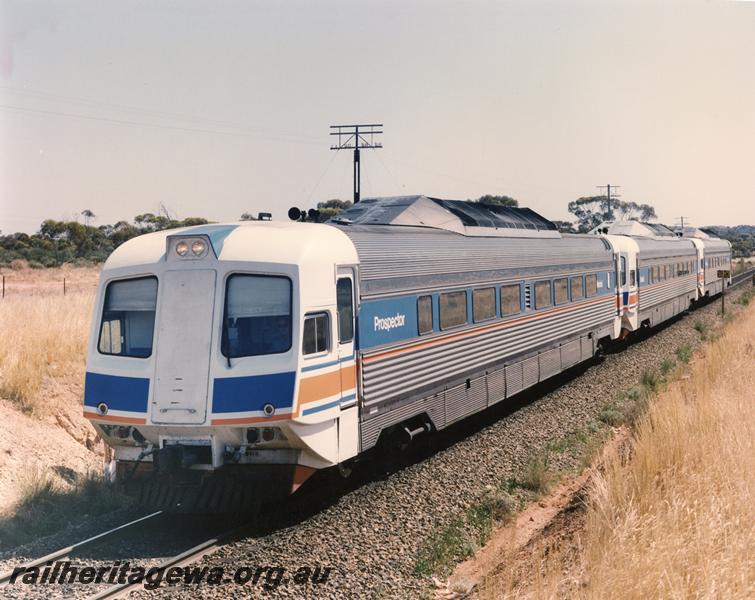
left=291, top=465, right=315, bottom=493
left=364, top=295, right=614, bottom=364
left=298, top=369, right=341, bottom=405
left=83, top=411, right=146, bottom=425
left=211, top=414, right=293, bottom=425
left=340, top=364, right=357, bottom=390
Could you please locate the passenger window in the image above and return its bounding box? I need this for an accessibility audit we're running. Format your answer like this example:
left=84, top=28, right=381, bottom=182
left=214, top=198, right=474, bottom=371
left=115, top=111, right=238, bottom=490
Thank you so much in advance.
left=535, top=281, right=552, bottom=308
left=302, top=313, right=329, bottom=355
left=417, top=295, right=433, bottom=334
left=98, top=277, right=157, bottom=358
left=500, top=285, right=521, bottom=316
left=620, top=257, right=627, bottom=286
left=440, top=291, right=467, bottom=329
left=336, top=278, right=354, bottom=343
left=554, top=278, right=569, bottom=304
left=222, top=275, right=292, bottom=357
left=472, top=288, right=496, bottom=322
left=570, top=277, right=584, bottom=300
left=585, top=274, right=598, bottom=297
left=630, top=270, right=636, bottom=286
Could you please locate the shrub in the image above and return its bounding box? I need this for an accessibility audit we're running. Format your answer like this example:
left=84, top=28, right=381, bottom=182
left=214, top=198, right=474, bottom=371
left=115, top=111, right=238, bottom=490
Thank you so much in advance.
left=676, top=344, right=693, bottom=364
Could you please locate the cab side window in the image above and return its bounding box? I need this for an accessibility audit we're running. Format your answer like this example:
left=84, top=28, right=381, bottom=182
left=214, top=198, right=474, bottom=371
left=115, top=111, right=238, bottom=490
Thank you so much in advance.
left=303, top=313, right=329, bottom=355
left=336, top=278, right=354, bottom=343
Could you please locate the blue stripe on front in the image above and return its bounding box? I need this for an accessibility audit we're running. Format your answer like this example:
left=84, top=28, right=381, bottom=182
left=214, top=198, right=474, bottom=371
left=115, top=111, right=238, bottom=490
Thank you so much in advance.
left=302, top=398, right=342, bottom=415
left=301, top=354, right=355, bottom=373
left=212, top=371, right=295, bottom=413
left=84, top=372, right=149, bottom=413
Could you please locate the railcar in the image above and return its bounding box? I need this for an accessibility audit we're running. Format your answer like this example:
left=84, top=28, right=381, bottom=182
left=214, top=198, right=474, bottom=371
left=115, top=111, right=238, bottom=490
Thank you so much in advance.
left=83, top=196, right=731, bottom=511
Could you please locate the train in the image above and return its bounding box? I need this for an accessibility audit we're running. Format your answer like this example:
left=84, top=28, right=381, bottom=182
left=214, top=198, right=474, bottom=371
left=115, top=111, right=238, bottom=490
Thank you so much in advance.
left=83, top=196, right=732, bottom=511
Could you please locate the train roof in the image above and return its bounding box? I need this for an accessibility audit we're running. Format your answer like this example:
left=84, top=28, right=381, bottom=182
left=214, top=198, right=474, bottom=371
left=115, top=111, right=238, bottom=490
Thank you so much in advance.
left=328, top=195, right=561, bottom=238
left=101, top=221, right=358, bottom=271
left=591, top=220, right=676, bottom=238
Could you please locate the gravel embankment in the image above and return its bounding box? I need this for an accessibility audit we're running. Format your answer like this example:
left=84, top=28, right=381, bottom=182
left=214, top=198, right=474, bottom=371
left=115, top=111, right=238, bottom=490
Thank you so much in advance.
left=4, top=286, right=750, bottom=600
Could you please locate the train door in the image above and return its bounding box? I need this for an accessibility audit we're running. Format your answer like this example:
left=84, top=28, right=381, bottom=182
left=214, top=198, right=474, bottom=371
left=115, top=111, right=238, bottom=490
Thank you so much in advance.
left=336, top=266, right=359, bottom=463
left=151, top=269, right=215, bottom=424
left=618, top=247, right=639, bottom=334
left=335, top=267, right=357, bottom=408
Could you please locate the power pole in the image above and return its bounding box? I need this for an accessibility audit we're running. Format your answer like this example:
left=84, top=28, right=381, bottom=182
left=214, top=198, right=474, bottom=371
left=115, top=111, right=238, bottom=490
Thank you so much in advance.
left=597, top=184, right=620, bottom=221
left=330, top=124, right=383, bottom=203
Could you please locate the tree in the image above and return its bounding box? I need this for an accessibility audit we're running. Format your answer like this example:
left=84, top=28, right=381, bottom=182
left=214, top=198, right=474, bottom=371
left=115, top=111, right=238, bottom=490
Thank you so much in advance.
left=567, top=196, right=612, bottom=233
left=552, top=220, right=577, bottom=234
left=316, top=199, right=353, bottom=222
left=81, top=209, right=95, bottom=226
left=614, top=201, right=657, bottom=222
left=568, top=196, right=658, bottom=233
left=474, top=195, right=518, bottom=207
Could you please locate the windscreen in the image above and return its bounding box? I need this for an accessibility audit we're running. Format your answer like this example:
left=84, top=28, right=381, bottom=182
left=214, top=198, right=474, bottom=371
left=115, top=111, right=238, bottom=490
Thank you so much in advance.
left=98, top=277, right=158, bottom=358
left=222, top=274, right=292, bottom=357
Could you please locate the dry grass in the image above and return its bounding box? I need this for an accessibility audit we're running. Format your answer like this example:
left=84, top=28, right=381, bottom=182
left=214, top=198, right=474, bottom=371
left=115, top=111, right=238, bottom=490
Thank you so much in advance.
left=0, top=290, right=94, bottom=414
left=0, top=466, right=129, bottom=549
left=490, top=303, right=755, bottom=599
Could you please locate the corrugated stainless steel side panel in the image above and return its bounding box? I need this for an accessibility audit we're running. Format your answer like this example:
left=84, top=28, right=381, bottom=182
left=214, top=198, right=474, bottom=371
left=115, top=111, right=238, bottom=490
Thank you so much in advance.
left=468, top=376, right=487, bottom=415
left=338, top=226, right=613, bottom=296
left=539, top=348, right=561, bottom=379
left=639, top=275, right=696, bottom=312
left=522, top=356, right=539, bottom=389
left=505, top=363, right=523, bottom=396
left=487, top=368, right=506, bottom=406
left=581, top=336, right=594, bottom=361
left=445, top=384, right=467, bottom=424
left=424, top=393, right=445, bottom=430
left=361, top=297, right=616, bottom=409
left=635, top=238, right=697, bottom=261
left=561, top=339, right=581, bottom=369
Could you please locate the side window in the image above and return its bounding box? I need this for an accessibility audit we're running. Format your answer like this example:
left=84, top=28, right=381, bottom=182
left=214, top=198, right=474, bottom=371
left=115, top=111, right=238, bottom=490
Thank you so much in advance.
left=500, top=284, right=521, bottom=316
left=336, top=278, right=354, bottom=343
left=302, top=313, right=329, bottom=355
left=439, top=291, right=467, bottom=329
left=417, top=295, right=433, bottom=334
left=630, top=269, right=636, bottom=286
left=472, top=287, right=496, bottom=322
left=98, top=277, right=158, bottom=358
left=535, top=281, right=552, bottom=308
left=554, top=278, right=569, bottom=305
left=585, top=274, right=598, bottom=297
left=620, top=256, right=627, bottom=286
left=570, top=276, right=584, bottom=300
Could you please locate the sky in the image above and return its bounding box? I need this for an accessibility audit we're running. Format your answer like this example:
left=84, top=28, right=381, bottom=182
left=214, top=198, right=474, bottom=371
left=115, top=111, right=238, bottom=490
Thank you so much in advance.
left=1, top=0, right=754, bottom=234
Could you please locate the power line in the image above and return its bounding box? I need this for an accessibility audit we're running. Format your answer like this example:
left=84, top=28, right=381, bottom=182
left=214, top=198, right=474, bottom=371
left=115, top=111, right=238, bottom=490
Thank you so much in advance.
left=0, top=84, right=321, bottom=142
left=0, top=103, right=322, bottom=145
left=330, top=124, right=383, bottom=203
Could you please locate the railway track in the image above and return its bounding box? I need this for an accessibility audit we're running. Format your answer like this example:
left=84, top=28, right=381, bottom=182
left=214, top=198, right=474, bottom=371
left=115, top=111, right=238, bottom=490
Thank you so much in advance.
left=0, top=511, right=163, bottom=585
left=89, top=522, right=251, bottom=600
left=731, top=266, right=755, bottom=286
left=0, top=510, right=256, bottom=599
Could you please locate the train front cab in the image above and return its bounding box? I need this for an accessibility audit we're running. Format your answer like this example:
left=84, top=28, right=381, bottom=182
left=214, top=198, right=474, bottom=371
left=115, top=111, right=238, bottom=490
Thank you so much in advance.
left=83, top=224, right=362, bottom=508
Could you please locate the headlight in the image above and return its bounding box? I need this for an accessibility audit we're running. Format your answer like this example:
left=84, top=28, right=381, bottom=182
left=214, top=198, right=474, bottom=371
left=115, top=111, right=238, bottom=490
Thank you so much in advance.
left=176, top=241, right=189, bottom=256
left=191, top=240, right=206, bottom=256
